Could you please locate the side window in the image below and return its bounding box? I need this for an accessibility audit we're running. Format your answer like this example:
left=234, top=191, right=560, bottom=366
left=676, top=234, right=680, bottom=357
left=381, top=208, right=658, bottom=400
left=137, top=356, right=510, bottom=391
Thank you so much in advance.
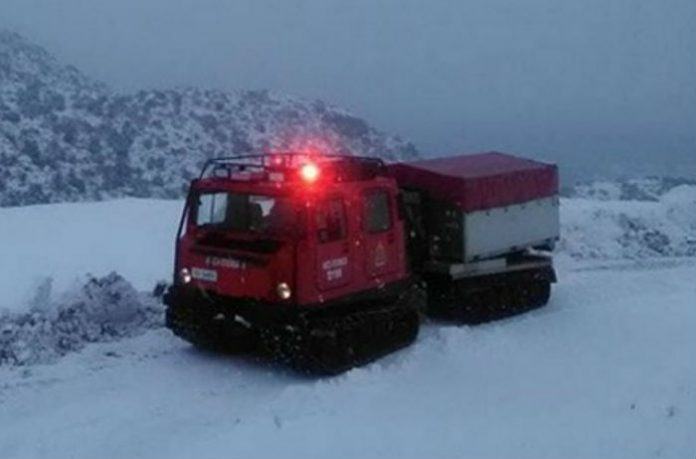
left=364, top=189, right=392, bottom=233
left=317, top=198, right=347, bottom=243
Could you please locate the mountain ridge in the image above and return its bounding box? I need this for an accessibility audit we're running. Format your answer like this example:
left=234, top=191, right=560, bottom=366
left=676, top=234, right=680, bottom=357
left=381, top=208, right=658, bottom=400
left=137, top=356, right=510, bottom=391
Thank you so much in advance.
left=0, top=30, right=418, bottom=206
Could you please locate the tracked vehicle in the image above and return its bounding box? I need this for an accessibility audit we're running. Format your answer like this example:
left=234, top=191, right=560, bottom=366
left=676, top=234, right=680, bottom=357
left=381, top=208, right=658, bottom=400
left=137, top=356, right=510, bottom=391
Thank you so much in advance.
left=165, top=154, right=423, bottom=374
left=165, top=151, right=559, bottom=373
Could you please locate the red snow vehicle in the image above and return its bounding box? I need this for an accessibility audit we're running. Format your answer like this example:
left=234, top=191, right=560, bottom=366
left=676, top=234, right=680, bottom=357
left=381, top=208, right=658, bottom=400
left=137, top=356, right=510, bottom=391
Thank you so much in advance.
left=165, top=152, right=559, bottom=373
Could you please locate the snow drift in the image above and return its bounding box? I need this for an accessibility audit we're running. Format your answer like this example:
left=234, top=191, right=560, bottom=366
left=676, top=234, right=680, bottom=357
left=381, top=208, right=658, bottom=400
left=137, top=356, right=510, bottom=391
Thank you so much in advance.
left=0, top=273, right=163, bottom=366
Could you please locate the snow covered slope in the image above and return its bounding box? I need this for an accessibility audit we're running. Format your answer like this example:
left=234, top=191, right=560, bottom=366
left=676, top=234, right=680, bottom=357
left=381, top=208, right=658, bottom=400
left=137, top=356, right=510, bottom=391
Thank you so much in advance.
left=0, top=188, right=694, bottom=458
left=0, top=30, right=418, bottom=207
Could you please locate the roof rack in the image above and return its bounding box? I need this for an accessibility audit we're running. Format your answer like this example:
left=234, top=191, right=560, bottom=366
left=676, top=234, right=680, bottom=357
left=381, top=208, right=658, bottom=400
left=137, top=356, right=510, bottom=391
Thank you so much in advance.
left=199, top=153, right=387, bottom=182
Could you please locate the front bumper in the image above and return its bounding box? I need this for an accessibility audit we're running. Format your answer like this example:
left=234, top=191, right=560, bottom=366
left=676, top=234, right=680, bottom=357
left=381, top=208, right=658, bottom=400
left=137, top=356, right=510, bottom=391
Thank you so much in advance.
left=164, top=285, right=294, bottom=332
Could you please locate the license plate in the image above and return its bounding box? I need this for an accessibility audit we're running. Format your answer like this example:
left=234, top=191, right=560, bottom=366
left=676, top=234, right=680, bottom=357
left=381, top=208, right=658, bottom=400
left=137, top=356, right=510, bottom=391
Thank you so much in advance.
left=191, top=267, right=218, bottom=282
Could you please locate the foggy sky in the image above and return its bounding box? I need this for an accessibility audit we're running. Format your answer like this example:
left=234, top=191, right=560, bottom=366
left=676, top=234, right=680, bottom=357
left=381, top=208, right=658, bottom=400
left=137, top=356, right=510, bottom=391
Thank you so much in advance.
left=2, top=0, right=695, bottom=179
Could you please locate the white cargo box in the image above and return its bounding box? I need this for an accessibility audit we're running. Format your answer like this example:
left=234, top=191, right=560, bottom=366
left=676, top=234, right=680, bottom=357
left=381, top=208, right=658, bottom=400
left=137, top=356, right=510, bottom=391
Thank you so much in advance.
left=390, top=152, right=561, bottom=263
left=462, top=195, right=560, bottom=261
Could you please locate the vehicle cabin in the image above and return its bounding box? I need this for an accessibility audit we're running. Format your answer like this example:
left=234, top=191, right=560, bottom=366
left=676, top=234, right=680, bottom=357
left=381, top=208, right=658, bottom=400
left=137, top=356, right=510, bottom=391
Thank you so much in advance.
left=175, top=155, right=409, bottom=308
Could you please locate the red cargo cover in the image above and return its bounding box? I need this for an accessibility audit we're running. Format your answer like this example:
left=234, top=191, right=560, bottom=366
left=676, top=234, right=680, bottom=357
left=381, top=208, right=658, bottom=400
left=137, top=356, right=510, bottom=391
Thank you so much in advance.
left=389, top=152, right=558, bottom=212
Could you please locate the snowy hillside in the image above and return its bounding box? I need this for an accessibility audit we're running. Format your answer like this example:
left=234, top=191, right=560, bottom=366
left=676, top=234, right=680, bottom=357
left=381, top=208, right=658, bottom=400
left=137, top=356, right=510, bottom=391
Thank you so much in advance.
left=0, top=30, right=418, bottom=207
left=0, top=194, right=694, bottom=457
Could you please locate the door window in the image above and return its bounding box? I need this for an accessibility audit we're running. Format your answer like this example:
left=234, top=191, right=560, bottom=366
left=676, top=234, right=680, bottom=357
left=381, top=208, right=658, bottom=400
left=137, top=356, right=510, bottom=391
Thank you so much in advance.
left=317, top=198, right=347, bottom=243
left=364, top=189, right=392, bottom=233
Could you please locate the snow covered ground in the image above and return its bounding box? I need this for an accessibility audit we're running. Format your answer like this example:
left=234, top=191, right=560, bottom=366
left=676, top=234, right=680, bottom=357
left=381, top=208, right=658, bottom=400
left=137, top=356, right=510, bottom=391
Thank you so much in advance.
left=0, top=259, right=694, bottom=459
left=0, top=194, right=695, bottom=458
left=0, top=199, right=183, bottom=313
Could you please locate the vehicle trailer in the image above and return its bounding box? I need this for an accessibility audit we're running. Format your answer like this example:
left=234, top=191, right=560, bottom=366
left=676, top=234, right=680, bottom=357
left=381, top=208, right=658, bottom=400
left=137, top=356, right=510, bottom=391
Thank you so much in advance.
left=390, top=152, right=559, bottom=322
left=164, top=151, right=559, bottom=373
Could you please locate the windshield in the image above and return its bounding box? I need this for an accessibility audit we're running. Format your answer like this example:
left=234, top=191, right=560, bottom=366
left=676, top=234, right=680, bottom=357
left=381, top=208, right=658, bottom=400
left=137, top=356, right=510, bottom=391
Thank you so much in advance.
left=195, top=191, right=300, bottom=236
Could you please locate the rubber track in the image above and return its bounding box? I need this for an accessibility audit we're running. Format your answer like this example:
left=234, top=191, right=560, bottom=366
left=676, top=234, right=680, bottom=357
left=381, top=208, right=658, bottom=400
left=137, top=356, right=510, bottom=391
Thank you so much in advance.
left=429, top=280, right=551, bottom=324
left=259, top=289, right=423, bottom=375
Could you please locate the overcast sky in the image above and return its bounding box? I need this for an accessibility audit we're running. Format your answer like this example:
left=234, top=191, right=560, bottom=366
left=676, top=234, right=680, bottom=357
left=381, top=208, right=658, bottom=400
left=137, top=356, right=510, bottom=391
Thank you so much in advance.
left=2, top=0, right=695, bottom=178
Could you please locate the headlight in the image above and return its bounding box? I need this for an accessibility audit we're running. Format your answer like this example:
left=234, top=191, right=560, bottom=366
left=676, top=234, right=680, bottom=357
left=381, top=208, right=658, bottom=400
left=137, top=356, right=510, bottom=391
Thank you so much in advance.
left=180, top=268, right=192, bottom=284
left=276, top=282, right=292, bottom=300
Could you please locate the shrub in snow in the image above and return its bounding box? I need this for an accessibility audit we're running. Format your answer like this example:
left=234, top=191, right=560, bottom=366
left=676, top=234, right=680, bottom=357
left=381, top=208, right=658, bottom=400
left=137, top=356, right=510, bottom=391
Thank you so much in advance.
left=0, top=272, right=163, bottom=366
left=559, top=185, right=696, bottom=259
